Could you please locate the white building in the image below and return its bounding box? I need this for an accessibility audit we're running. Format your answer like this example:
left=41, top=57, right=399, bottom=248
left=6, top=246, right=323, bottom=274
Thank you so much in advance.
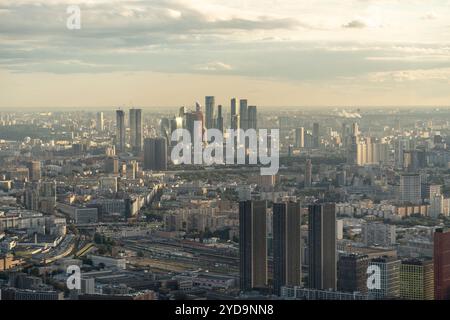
left=362, top=222, right=396, bottom=247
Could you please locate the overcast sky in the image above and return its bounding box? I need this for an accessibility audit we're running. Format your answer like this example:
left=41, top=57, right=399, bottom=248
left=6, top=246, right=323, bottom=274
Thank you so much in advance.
left=1, top=0, right=450, bottom=108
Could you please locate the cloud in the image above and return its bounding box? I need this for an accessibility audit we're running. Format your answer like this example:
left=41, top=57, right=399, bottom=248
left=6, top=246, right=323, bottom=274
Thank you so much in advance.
left=343, top=19, right=367, bottom=29
left=193, top=61, right=233, bottom=71
left=368, top=68, right=450, bottom=83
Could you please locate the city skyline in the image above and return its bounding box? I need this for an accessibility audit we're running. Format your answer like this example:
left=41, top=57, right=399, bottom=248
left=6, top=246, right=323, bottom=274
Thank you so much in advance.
left=2, top=0, right=450, bottom=108
left=3, top=0, right=450, bottom=306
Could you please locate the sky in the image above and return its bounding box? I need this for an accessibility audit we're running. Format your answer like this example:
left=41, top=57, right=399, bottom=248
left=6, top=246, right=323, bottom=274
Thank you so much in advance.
left=1, top=0, right=450, bottom=108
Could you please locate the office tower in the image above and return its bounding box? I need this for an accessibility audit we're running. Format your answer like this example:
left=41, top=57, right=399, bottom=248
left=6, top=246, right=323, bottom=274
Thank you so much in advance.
left=273, top=201, right=302, bottom=295
left=347, top=135, right=358, bottom=165
left=396, top=138, right=411, bottom=169
left=239, top=200, right=267, bottom=291
left=127, top=160, right=138, bottom=180
left=39, top=180, right=56, bottom=214
left=248, top=106, right=257, bottom=130
left=129, top=108, right=142, bottom=153
left=295, top=128, right=305, bottom=148
left=216, top=105, right=224, bottom=133
left=362, top=222, right=396, bottom=247
left=368, top=256, right=401, bottom=299
left=185, top=110, right=204, bottom=142
left=24, top=182, right=39, bottom=211
left=160, top=117, right=171, bottom=140
left=116, top=110, right=126, bottom=153
left=312, top=123, right=320, bottom=148
left=96, top=112, right=104, bottom=132
left=205, top=96, right=215, bottom=129
left=400, top=173, right=421, bottom=205
left=434, top=228, right=450, bottom=300
left=429, top=194, right=444, bottom=218
left=337, top=254, right=369, bottom=294
left=351, top=122, right=359, bottom=137
left=27, top=161, right=41, bottom=182
left=104, top=157, right=119, bottom=174
left=239, top=99, right=248, bottom=131
left=304, top=159, right=312, bottom=188
left=400, top=259, right=434, bottom=300
left=308, top=203, right=336, bottom=290
left=143, top=138, right=167, bottom=171
left=230, top=98, right=239, bottom=130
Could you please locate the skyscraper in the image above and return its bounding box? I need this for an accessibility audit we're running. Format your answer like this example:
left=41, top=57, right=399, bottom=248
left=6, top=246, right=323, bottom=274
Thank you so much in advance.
left=295, top=127, right=305, bottom=148
left=239, top=200, right=267, bottom=291
left=129, top=108, right=143, bottom=153
left=205, top=96, right=215, bottom=129
left=185, top=110, right=204, bottom=142
left=247, top=105, right=257, bottom=130
left=400, top=173, right=421, bottom=205
left=143, top=137, right=167, bottom=171
left=39, top=180, right=56, bottom=214
left=434, top=228, right=450, bottom=300
left=27, top=161, right=41, bottom=182
left=230, top=98, right=239, bottom=130
left=308, top=203, right=336, bottom=290
left=273, top=201, right=302, bottom=295
left=216, top=105, right=224, bottom=133
left=312, top=123, right=320, bottom=148
left=239, top=99, right=248, bottom=131
left=116, top=109, right=126, bottom=153
left=304, top=159, right=312, bottom=188
left=96, top=112, right=104, bottom=132
left=24, top=182, right=39, bottom=211
left=368, top=256, right=401, bottom=299
left=400, top=259, right=434, bottom=300
left=337, top=253, right=369, bottom=294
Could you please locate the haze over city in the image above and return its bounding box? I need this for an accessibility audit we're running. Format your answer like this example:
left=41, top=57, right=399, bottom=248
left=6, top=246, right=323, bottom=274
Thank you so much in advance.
left=3, top=0, right=450, bottom=309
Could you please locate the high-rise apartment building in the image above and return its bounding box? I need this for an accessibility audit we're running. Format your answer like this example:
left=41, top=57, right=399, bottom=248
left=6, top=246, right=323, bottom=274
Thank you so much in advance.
left=27, top=161, right=41, bottom=182
left=247, top=106, right=257, bottom=130
left=400, top=173, right=422, bottom=205
left=239, top=99, right=248, bottom=131
left=362, top=222, right=396, bottom=247
left=116, top=110, right=126, bottom=153
left=143, top=138, right=167, bottom=171
left=239, top=200, right=267, bottom=291
left=96, top=112, right=104, bottom=132
left=295, top=128, right=305, bottom=148
left=368, top=256, right=401, bottom=299
left=273, top=201, right=302, bottom=295
left=308, top=203, right=336, bottom=290
left=312, top=123, right=320, bottom=148
left=400, top=259, right=434, bottom=300
left=205, top=96, right=215, bottom=129
left=216, top=105, right=224, bottom=133
left=434, top=228, right=450, bottom=300
left=129, top=108, right=143, bottom=153
left=337, top=253, right=369, bottom=294
left=231, top=98, right=239, bottom=130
